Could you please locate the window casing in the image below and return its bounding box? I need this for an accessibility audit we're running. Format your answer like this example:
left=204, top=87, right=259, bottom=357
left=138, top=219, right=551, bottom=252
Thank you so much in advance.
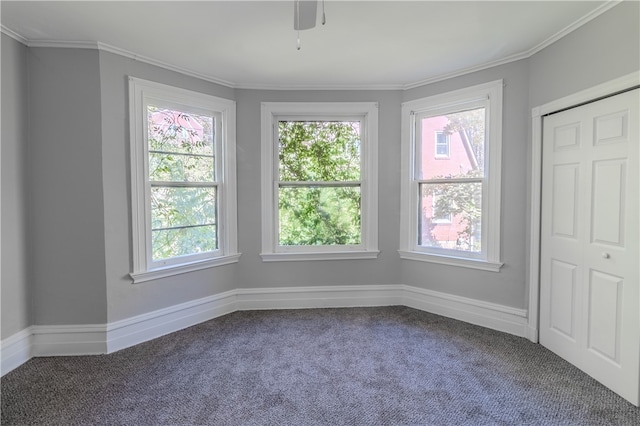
left=261, top=102, right=379, bottom=261
left=399, top=80, right=503, bottom=272
left=129, top=77, right=239, bottom=283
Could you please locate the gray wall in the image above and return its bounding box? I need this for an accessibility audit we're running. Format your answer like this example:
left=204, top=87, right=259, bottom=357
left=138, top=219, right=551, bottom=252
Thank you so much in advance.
left=27, top=47, right=108, bottom=325
left=525, top=1, right=640, bottom=307
left=401, top=60, right=531, bottom=309
left=97, top=51, right=238, bottom=323
left=528, top=1, right=640, bottom=108
left=2, top=1, right=638, bottom=332
left=235, top=89, right=403, bottom=289
left=1, top=34, right=30, bottom=338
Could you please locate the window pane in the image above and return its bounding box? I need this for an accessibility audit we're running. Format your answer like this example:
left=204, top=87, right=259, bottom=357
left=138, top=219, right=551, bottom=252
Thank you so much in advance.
left=419, top=182, right=482, bottom=252
left=278, top=121, right=361, bottom=182
left=149, top=152, right=214, bottom=182
left=151, top=186, right=217, bottom=260
left=419, top=108, right=485, bottom=180
left=152, top=225, right=217, bottom=261
left=147, top=106, right=214, bottom=156
left=151, top=186, right=216, bottom=232
left=279, top=186, right=361, bottom=246
left=435, top=132, right=450, bottom=157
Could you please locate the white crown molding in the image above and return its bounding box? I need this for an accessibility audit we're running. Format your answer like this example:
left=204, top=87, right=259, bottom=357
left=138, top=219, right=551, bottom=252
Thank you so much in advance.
left=236, top=82, right=405, bottom=91
left=403, top=0, right=621, bottom=90
left=1, top=1, right=621, bottom=91
left=25, top=40, right=100, bottom=50
left=2, top=284, right=528, bottom=376
left=522, top=0, right=622, bottom=59
left=0, top=25, right=28, bottom=44
left=95, top=42, right=236, bottom=88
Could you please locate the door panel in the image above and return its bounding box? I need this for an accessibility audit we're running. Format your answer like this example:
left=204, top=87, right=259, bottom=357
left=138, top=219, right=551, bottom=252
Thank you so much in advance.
left=591, top=159, right=626, bottom=246
left=549, top=260, right=577, bottom=339
left=587, top=269, right=622, bottom=364
left=540, top=88, right=639, bottom=405
left=552, top=164, right=580, bottom=238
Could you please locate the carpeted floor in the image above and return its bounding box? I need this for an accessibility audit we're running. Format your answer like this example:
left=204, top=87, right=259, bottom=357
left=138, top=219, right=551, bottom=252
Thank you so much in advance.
left=1, top=306, right=639, bottom=425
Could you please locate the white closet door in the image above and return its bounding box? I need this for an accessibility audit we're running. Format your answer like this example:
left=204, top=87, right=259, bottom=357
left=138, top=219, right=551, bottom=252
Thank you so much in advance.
left=540, top=89, right=639, bottom=405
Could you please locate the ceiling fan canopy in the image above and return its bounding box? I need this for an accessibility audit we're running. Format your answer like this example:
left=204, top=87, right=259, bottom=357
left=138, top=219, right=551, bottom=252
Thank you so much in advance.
left=294, top=0, right=321, bottom=30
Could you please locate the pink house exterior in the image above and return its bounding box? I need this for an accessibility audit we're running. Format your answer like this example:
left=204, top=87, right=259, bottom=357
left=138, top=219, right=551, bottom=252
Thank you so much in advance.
left=419, top=115, right=476, bottom=249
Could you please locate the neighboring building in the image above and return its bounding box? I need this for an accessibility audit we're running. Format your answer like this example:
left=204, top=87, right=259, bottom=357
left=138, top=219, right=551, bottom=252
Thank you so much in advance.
left=419, top=115, right=478, bottom=250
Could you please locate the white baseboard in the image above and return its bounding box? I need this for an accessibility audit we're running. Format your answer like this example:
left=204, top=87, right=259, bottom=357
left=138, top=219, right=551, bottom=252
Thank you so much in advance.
left=1, top=327, right=32, bottom=376
left=1, top=284, right=529, bottom=376
left=235, top=284, right=404, bottom=311
left=107, top=290, right=237, bottom=353
left=30, top=324, right=107, bottom=356
left=401, top=285, right=528, bottom=337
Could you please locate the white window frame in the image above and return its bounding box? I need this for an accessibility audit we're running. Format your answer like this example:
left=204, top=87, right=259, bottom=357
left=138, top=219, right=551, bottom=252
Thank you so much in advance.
left=129, top=77, right=239, bottom=283
left=434, top=131, right=450, bottom=158
left=399, top=80, right=503, bottom=272
left=260, top=102, right=379, bottom=262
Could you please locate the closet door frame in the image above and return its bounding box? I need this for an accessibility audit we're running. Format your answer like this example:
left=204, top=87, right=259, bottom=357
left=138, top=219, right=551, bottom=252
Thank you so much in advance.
left=528, top=71, right=640, bottom=344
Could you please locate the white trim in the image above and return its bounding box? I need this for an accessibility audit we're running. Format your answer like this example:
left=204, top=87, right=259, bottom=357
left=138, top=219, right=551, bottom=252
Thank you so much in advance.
left=106, top=290, right=237, bottom=353
left=528, top=71, right=640, bottom=343
left=260, top=251, right=380, bottom=262
left=403, top=1, right=621, bottom=90
left=2, top=1, right=617, bottom=90
left=31, top=324, right=107, bottom=356
left=398, top=250, right=503, bottom=272
left=402, top=285, right=528, bottom=337
left=2, top=284, right=529, bottom=375
left=260, top=102, right=379, bottom=260
left=400, top=80, right=503, bottom=270
left=0, top=25, right=28, bottom=45
left=1, top=328, right=33, bottom=376
left=130, top=254, right=241, bottom=284
left=235, top=285, right=404, bottom=311
left=128, top=77, right=240, bottom=279
left=25, top=40, right=99, bottom=50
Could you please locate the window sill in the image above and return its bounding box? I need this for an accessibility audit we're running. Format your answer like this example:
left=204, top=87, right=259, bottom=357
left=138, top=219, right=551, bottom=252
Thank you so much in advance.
left=130, top=253, right=241, bottom=284
left=398, top=250, right=503, bottom=272
left=260, top=250, right=380, bottom=262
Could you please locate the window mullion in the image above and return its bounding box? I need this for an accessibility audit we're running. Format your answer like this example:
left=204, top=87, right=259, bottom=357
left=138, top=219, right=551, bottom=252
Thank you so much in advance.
left=278, top=181, right=361, bottom=188
left=150, top=181, right=217, bottom=188
left=418, top=177, right=483, bottom=185
left=149, top=150, right=214, bottom=159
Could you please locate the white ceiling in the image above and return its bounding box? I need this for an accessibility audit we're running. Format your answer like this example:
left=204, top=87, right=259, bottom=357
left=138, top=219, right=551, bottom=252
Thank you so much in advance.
left=1, top=1, right=614, bottom=89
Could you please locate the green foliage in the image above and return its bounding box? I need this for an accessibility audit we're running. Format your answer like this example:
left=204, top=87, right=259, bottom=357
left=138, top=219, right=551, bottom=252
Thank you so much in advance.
left=147, top=106, right=218, bottom=260
left=278, top=121, right=362, bottom=246
left=423, top=171, right=482, bottom=251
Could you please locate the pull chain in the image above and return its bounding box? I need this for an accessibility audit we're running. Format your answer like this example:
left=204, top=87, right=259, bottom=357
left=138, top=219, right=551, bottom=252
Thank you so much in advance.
left=296, top=0, right=301, bottom=50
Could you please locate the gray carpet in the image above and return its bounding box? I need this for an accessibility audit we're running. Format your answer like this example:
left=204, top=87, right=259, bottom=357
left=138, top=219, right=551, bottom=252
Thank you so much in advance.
left=1, top=306, right=639, bottom=425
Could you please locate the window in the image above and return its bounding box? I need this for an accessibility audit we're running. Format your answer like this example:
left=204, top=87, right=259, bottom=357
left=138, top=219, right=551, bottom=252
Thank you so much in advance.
left=261, top=102, right=379, bottom=261
left=129, top=77, right=239, bottom=283
left=434, top=131, right=450, bottom=158
left=399, top=80, right=503, bottom=271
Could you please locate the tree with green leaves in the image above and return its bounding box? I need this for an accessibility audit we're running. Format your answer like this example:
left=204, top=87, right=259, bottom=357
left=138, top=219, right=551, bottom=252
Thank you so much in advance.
left=278, top=121, right=362, bottom=246
left=147, top=107, right=217, bottom=260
